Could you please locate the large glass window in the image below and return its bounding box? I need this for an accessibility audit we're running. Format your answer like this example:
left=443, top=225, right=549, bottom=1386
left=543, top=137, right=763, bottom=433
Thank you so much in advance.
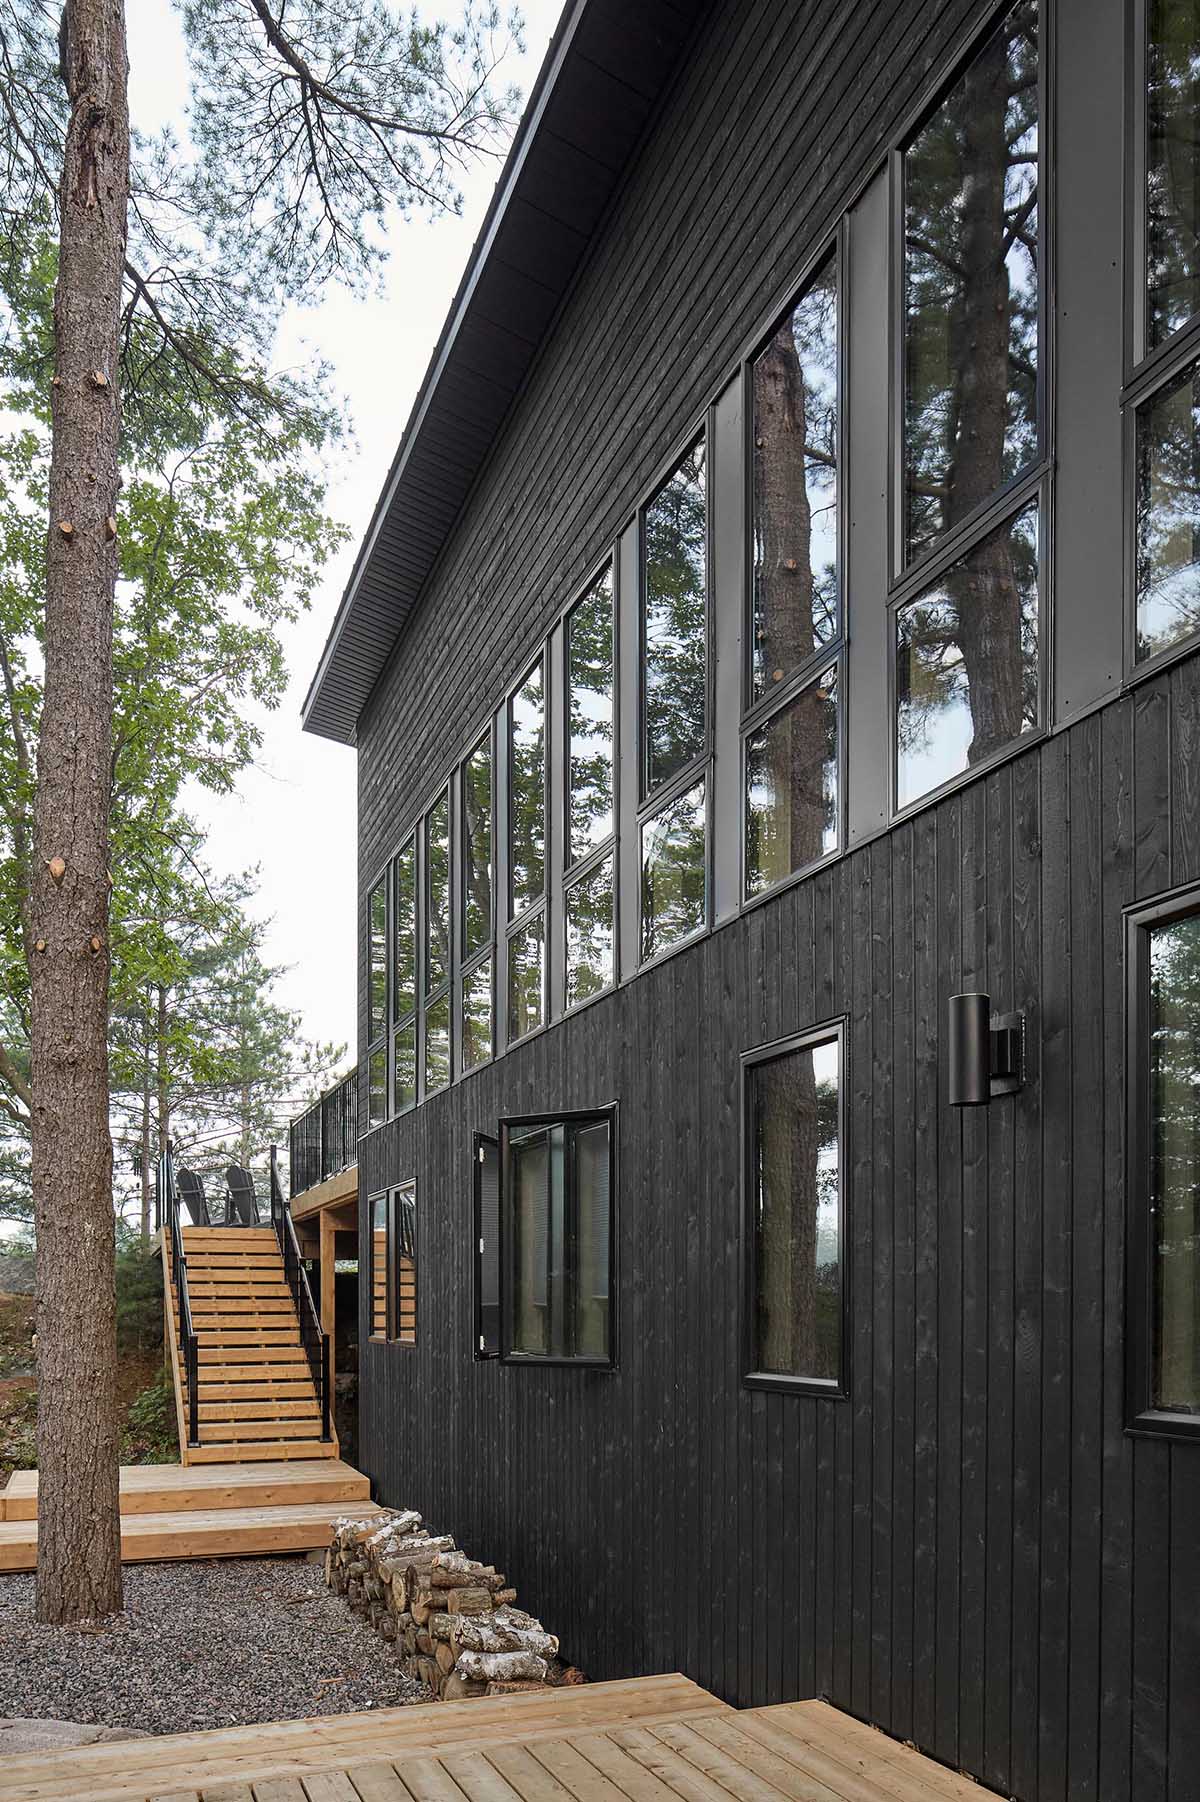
left=643, top=439, right=707, bottom=794
left=423, top=792, right=451, bottom=1095
left=502, top=1111, right=613, bottom=1363
left=1147, top=0, right=1200, bottom=350
left=1136, top=356, right=1200, bottom=663
left=641, top=778, right=706, bottom=962
left=751, top=253, right=839, bottom=701
left=462, top=956, right=493, bottom=1071
left=510, top=660, right=546, bottom=916
left=902, top=0, right=1039, bottom=564
left=745, top=665, right=839, bottom=898
left=508, top=910, right=544, bottom=1043
left=392, top=837, right=417, bottom=1114
left=463, top=734, right=493, bottom=959
left=566, top=852, right=615, bottom=1008
left=895, top=500, right=1040, bottom=809
left=367, top=878, right=387, bottom=1045
left=745, top=1028, right=843, bottom=1390
left=567, top=569, right=615, bottom=863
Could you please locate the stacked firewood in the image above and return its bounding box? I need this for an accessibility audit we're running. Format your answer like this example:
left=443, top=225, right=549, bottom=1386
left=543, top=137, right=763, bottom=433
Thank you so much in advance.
left=325, top=1508, right=585, bottom=1700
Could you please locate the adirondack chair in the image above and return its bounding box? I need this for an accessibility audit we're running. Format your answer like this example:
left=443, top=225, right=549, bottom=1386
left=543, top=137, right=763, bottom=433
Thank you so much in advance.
left=224, top=1165, right=261, bottom=1227
left=176, top=1167, right=211, bottom=1228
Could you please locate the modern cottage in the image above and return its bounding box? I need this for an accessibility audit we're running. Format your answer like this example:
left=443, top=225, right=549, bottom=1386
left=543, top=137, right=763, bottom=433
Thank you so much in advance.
left=296, top=0, right=1200, bottom=1796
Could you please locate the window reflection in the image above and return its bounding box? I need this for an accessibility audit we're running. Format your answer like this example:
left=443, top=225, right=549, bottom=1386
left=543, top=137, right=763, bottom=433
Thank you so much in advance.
left=641, top=779, right=706, bottom=961
left=752, top=256, right=839, bottom=700
left=393, top=1021, right=416, bottom=1113
left=749, top=1036, right=841, bottom=1383
left=371, top=1192, right=388, bottom=1338
left=507, top=1115, right=611, bottom=1362
left=568, top=569, right=615, bottom=863
left=393, top=838, right=416, bottom=1024
left=1148, top=0, right=1200, bottom=348
left=745, top=666, right=838, bottom=898
left=510, top=662, right=545, bottom=914
left=896, top=501, right=1039, bottom=808
left=368, top=1045, right=386, bottom=1130
left=566, top=854, right=615, bottom=1007
left=425, top=793, right=450, bottom=994
left=644, top=440, right=707, bottom=793
left=1136, top=358, right=1200, bottom=662
left=462, top=736, right=492, bottom=958
left=462, top=956, right=492, bottom=1070
left=903, top=1, right=1039, bottom=561
left=1149, top=913, right=1200, bottom=1412
left=368, top=880, right=386, bottom=1043
left=508, top=912, right=545, bottom=1042
left=424, top=992, right=450, bottom=1093
left=396, top=1182, right=417, bottom=1345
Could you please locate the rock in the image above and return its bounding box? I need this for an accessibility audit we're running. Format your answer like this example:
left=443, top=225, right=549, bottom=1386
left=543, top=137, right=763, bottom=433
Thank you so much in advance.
left=0, top=1718, right=152, bottom=1751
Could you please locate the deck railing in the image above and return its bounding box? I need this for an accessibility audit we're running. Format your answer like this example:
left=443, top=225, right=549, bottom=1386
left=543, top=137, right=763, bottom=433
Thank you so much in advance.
left=289, top=1066, right=358, bottom=1198
left=270, top=1144, right=332, bottom=1440
left=157, top=1145, right=200, bottom=1449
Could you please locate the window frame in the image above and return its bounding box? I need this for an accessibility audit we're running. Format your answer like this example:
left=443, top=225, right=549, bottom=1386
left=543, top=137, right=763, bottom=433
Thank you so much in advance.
left=740, top=227, right=847, bottom=908
left=474, top=1131, right=501, bottom=1359
left=459, top=723, right=496, bottom=1077
left=888, top=0, right=1051, bottom=591
left=1127, top=0, right=1200, bottom=384
left=1125, top=882, right=1200, bottom=1441
left=422, top=784, right=453, bottom=1097
left=498, top=1103, right=619, bottom=1370
left=364, top=870, right=390, bottom=1133
left=391, top=832, right=418, bottom=1118
left=505, top=649, right=549, bottom=1046
left=1122, top=317, right=1200, bottom=685
left=368, top=1182, right=416, bottom=1346
left=638, top=429, right=712, bottom=809
left=740, top=1020, right=850, bottom=1399
left=563, top=562, right=619, bottom=1015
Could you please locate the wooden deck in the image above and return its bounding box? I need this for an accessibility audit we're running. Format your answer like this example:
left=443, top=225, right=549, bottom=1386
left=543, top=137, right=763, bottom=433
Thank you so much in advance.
left=0, top=1458, right=377, bottom=1569
left=0, top=1675, right=982, bottom=1802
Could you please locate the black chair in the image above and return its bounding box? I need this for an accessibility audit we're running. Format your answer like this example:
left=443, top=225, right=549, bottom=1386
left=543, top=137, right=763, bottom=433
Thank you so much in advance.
left=224, top=1165, right=260, bottom=1226
left=176, top=1168, right=211, bottom=1227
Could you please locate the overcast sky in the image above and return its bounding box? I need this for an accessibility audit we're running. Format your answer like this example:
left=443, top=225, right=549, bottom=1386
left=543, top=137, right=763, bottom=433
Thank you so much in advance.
left=125, top=0, right=562, bottom=1073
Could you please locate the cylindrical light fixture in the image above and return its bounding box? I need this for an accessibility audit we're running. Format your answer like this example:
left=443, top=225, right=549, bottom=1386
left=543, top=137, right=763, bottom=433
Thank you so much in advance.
left=949, top=992, right=992, bottom=1106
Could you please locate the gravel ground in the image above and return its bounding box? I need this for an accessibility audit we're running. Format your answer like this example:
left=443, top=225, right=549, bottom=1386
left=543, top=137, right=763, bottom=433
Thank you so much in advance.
left=0, top=1557, right=431, bottom=1735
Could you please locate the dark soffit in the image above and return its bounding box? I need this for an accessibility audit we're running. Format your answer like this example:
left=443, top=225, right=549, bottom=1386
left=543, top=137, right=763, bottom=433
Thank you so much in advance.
left=301, top=0, right=704, bottom=744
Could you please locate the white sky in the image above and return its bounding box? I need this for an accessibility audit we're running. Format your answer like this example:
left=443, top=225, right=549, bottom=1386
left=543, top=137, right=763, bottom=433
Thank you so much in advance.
left=125, top=0, right=563, bottom=1069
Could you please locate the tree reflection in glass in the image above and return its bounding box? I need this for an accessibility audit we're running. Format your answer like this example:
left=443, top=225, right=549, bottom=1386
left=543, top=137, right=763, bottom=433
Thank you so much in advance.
left=566, top=853, right=614, bottom=1007
left=568, top=569, right=614, bottom=864
left=903, top=0, right=1039, bottom=562
left=462, top=956, right=492, bottom=1070
left=751, top=255, right=838, bottom=702
left=745, top=666, right=838, bottom=898
left=425, top=792, right=450, bottom=994
left=508, top=912, right=544, bottom=1042
left=462, top=735, right=492, bottom=957
left=393, top=1021, right=415, bottom=1113
left=368, top=1044, right=386, bottom=1129
left=1149, top=912, right=1200, bottom=1412
left=510, top=661, right=545, bottom=914
left=751, top=1036, right=840, bottom=1382
left=641, top=779, right=706, bottom=961
left=393, top=837, right=416, bottom=1023
left=896, top=501, right=1039, bottom=808
left=368, top=879, right=386, bottom=1042
left=1148, top=0, right=1200, bottom=348
left=1136, top=358, right=1200, bottom=662
left=424, top=992, right=450, bottom=1093
left=644, top=440, right=706, bottom=793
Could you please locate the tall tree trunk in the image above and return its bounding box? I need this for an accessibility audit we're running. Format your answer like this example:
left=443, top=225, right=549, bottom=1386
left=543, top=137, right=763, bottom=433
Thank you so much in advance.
left=28, top=0, right=129, bottom=1625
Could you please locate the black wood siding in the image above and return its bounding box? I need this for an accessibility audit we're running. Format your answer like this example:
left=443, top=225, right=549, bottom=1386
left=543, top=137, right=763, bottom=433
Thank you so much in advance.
left=352, top=1, right=1200, bottom=1796
left=359, top=667, right=1200, bottom=1802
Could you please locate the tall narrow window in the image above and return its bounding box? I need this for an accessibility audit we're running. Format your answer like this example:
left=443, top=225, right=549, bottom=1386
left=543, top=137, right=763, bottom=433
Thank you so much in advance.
left=392, top=837, right=417, bottom=1113
left=902, top=1, right=1040, bottom=564
left=567, top=568, right=615, bottom=862
left=1135, top=355, right=1200, bottom=663
left=501, top=1110, right=614, bottom=1364
left=643, top=439, right=707, bottom=795
left=751, top=253, right=839, bottom=700
left=475, top=1134, right=500, bottom=1357
left=395, top=1180, right=417, bottom=1346
left=424, top=792, right=451, bottom=1095
left=461, top=734, right=494, bottom=1071
left=508, top=911, right=545, bottom=1042
left=366, top=876, right=387, bottom=1129
left=641, top=778, right=706, bottom=962
left=510, top=660, right=546, bottom=915
left=566, top=853, right=615, bottom=1007
left=370, top=1190, right=389, bottom=1339
left=1129, top=892, right=1200, bottom=1435
left=745, top=665, right=839, bottom=898
left=1147, top=0, right=1200, bottom=349
left=744, top=1027, right=844, bottom=1391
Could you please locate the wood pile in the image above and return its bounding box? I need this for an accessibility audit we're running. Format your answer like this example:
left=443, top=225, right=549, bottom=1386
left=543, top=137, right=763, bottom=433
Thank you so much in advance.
left=326, top=1508, right=585, bottom=1700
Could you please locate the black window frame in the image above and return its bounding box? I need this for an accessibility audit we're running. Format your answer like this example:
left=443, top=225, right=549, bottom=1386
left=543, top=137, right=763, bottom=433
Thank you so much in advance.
left=364, top=871, right=389, bottom=1132
left=422, top=784, right=453, bottom=1097
left=506, top=650, right=549, bottom=1044
left=391, top=833, right=418, bottom=1117
left=368, top=1183, right=417, bottom=1346
left=740, top=1020, right=849, bottom=1399
left=741, top=229, right=847, bottom=907
left=459, top=724, right=496, bottom=1076
left=1125, top=882, right=1200, bottom=1441
left=474, top=1131, right=501, bottom=1358
left=498, top=1103, right=618, bottom=1370
left=563, top=562, right=618, bottom=1013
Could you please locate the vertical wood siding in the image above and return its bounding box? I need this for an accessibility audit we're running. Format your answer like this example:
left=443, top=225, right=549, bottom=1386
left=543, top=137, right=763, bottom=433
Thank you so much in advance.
left=351, top=2, right=1200, bottom=1798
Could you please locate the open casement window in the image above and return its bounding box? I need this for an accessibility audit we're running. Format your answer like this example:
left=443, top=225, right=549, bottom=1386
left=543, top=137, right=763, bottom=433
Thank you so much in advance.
left=565, top=566, right=616, bottom=1007
left=369, top=1183, right=417, bottom=1345
left=475, top=1134, right=501, bottom=1357
left=365, top=876, right=388, bottom=1129
left=1127, top=888, right=1200, bottom=1439
left=498, top=1109, right=615, bottom=1366
left=744, top=245, right=843, bottom=900
left=743, top=1023, right=846, bottom=1396
left=892, top=0, right=1046, bottom=812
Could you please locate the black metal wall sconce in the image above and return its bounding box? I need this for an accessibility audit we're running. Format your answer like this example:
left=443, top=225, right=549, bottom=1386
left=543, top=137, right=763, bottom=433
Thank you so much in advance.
left=948, top=993, right=1024, bottom=1106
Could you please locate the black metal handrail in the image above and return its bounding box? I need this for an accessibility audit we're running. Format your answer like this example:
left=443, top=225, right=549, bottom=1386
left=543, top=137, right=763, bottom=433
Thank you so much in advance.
left=157, top=1145, right=200, bottom=1449
left=270, top=1144, right=332, bottom=1441
left=289, top=1066, right=357, bottom=1198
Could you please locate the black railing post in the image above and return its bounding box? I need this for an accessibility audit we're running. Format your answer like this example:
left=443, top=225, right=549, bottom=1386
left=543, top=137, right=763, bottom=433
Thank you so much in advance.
left=321, top=1331, right=331, bottom=1440
left=160, top=1142, right=201, bottom=1450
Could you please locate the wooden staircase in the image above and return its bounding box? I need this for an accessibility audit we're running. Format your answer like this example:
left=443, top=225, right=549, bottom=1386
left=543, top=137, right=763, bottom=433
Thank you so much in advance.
left=165, top=1225, right=339, bottom=1465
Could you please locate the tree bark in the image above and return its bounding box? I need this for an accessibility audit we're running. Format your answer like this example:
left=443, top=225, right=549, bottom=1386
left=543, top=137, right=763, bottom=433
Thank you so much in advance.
left=28, top=0, right=129, bottom=1624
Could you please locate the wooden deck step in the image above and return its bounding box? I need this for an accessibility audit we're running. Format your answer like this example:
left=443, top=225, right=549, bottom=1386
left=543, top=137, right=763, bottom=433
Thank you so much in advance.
left=1, top=1459, right=370, bottom=1521
left=186, top=1439, right=340, bottom=1463
left=198, top=1418, right=326, bottom=1443
left=196, top=1399, right=320, bottom=1421
left=0, top=1676, right=731, bottom=1802
left=0, top=1497, right=379, bottom=1572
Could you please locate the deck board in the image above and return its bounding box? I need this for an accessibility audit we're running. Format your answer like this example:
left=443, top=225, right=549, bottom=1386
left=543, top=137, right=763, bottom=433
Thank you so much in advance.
left=0, top=1685, right=979, bottom=1802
